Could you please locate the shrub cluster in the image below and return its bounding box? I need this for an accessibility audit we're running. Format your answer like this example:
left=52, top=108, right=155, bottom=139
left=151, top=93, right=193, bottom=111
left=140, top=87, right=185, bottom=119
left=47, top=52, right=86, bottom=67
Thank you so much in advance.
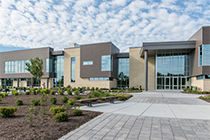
left=50, top=90, right=56, bottom=95
left=50, top=97, right=57, bottom=105
left=25, top=91, right=30, bottom=95
left=0, top=107, right=17, bottom=117
left=31, top=99, right=40, bottom=106
left=16, top=98, right=23, bottom=105
left=61, top=96, right=68, bottom=103
left=199, top=95, right=210, bottom=100
left=68, top=99, right=76, bottom=105
left=12, top=90, right=19, bottom=95
left=49, top=106, right=66, bottom=115
left=67, top=89, right=72, bottom=95
left=50, top=106, right=68, bottom=122
left=73, top=109, right=83, bottom=116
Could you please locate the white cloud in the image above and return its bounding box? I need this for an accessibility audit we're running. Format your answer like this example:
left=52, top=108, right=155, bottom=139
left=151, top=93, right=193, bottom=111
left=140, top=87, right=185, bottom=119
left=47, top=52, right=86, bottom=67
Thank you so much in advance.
left=0, top=0, right=209, bottom=52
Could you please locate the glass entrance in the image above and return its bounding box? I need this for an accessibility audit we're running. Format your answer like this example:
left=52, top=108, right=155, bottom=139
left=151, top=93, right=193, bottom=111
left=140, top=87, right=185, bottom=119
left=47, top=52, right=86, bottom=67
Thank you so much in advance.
left=156, top=49, right=190, bottom=90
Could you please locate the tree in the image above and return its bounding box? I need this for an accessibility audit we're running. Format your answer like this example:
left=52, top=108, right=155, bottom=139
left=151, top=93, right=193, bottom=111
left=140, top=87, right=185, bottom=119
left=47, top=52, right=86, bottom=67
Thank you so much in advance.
left=25, top=57, right=44, bottom=87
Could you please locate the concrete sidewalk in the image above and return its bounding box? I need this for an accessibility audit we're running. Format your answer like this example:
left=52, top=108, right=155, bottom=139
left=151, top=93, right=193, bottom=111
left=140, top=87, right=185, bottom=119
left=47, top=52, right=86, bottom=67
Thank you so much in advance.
left=59, top=91, right=210, bottom=140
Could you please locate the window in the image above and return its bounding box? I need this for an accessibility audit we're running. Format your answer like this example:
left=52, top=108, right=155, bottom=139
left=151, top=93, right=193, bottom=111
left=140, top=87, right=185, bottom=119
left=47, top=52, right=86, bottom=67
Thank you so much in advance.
left=4, top=60, right=29, bottom=73
left=83, top=61, right=93, bottom=65
left=205, top=75, right=210, bottom=79
left=89, top=77, right=109, bottom=81
left=45, top=58, right=52, bottom=72
left=197, top=75, right=204, bottom=80
left=101, top=55, right=113, bottom=71
left=118, top=58, right=129, bottom=88
left=199, top=44, right=210, bottom=66
left=71, top=57, right=75, bottom=82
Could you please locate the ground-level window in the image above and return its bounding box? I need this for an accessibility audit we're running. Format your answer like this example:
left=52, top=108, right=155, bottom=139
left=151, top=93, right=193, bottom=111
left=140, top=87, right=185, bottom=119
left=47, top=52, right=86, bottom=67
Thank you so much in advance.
left=197, top=75, right=204, bottom=80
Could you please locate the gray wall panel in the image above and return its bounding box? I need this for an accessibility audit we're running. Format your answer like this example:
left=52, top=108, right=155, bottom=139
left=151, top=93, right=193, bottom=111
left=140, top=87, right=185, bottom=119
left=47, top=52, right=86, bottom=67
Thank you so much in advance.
left=0, top=47, right=53, bottom=78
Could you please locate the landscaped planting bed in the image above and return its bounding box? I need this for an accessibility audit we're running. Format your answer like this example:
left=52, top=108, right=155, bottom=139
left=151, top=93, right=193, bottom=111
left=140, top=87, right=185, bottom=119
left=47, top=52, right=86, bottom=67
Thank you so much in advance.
left=0, top=89, right=133, bottom=140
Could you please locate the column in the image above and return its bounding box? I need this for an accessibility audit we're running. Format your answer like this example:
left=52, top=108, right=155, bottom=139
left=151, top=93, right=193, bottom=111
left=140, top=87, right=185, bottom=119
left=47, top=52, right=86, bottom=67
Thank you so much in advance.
left=145, top=50, right=148, bottom=91
left=47, top=78, right=49, bottom=89
left=17, top=78, right=19, bottom=87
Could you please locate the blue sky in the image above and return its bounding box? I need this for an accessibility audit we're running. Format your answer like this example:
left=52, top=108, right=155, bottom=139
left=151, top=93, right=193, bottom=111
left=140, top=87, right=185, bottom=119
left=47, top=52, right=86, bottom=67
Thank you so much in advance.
left=0, top=0, right=209, bottom=52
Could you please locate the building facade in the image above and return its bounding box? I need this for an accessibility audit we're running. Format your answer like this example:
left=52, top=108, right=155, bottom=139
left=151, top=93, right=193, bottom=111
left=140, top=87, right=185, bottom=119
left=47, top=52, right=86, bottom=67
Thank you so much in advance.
left=0, top=26, right=210, bottom=91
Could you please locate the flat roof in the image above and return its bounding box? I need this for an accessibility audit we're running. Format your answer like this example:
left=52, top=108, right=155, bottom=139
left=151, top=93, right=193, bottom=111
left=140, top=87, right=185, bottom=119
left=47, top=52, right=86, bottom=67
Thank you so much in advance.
left=140, top=41, right=196, bottom=57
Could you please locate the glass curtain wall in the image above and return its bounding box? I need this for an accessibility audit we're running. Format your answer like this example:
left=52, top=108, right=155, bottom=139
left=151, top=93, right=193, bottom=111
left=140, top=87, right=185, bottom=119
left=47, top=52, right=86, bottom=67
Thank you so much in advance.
left=71, top=57, right=75, bottom=82
left=156, top=50, right=189, bottom=90
left=199, top=44, right=210, bottom=66
left=117, top=58, right=129, bottom=88
left=53, top=56, right=64, bottom=87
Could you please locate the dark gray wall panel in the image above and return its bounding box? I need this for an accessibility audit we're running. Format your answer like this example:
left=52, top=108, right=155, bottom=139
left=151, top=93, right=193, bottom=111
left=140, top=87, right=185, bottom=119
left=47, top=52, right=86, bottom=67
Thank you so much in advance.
left=0, top=47, right=53, bottom=78
left=203, top=27, right=210, bottom=44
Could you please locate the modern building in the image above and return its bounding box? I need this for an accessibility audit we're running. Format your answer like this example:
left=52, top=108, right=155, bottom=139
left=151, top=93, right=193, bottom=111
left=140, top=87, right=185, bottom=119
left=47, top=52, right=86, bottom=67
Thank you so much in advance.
left=0, top=26, right=210, bottom=91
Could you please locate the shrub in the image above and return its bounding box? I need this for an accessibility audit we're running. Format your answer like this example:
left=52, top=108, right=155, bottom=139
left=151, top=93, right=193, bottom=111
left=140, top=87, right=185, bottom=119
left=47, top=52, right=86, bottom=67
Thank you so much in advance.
left=74, top=95, right=82, bottom=100
left=54, top=112, right=68, bottom=122
left=0, top=88, right=2, bottom=91
left=68, top=99, right=76, bottom=105
left=30, top=88, right=36, bottom=95
left=50, top=97, right=57, bottom=105
left=88, top=94, right=95, bottom=98
left=41, top=88, right=51, bottom=94
left=61, top=96, right=68, bottom=103
left=183, top=88, right=188, bottom=92
left=35, top=89, right=39, bottom=94
left=31, top=99, right=40, bottom=106
left=74, top=90, right=79, bottom=96
left=95, top=87, right=99, bottom=90
left=25, top=91, right=30, bottom=95
left=0, top=107, right=17, bottom=117
left=91, top=87, right=94, bottom=91
left=66, top=85, right=71, bottom=88
left=0, top=96, right=2, bottom=102
left=49, top=106, right=66, bottom=115
left=50, top=90, right=56, bottom=95
left=67, top=89, right=72, bottom=95
left=0, top=93, right=4, bottom=98
left=58, top=90, right=64, bottom=95
left=12, top=90, right=19, bottom=95
left=73, top=109, right=83, bottom=116
left=72, top=87, right=77, bottom=91
left=4, top=93, right=8, bottom=96
left=77, top=87, right=80, bottom=90
left=82, top=86, right=86, bottom=91
left=16, top=98, right=23, bottom=105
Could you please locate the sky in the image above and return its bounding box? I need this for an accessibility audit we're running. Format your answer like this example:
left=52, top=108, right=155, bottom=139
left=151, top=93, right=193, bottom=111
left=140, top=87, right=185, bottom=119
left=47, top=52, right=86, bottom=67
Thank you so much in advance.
left=0, top=0, right=209, bottom=52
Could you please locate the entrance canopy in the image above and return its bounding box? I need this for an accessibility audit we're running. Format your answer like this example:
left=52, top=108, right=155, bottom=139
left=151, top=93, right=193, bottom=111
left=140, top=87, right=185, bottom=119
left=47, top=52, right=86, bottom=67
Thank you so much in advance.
left=140, top=41, right=196, bottom=57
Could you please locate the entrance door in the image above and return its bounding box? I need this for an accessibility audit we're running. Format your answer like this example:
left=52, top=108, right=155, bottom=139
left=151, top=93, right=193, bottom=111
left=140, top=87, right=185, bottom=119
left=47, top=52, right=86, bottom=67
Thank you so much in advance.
left=173, top=77, right=178, bottom=90
left=165, top=77, right=170, bottom=90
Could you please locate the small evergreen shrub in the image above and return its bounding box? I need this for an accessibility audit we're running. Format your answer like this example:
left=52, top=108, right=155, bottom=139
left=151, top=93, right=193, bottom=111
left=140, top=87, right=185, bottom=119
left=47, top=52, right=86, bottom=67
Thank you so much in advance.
left=91, top=87, right=94, bottom=91
left=16, top=98, right=23, bottom=105
left=25, top=91, right=30, bottom=95
left=0, top=93, right=4, bottom=98
left=95, top=87, right=99, bottom=90
left=58, top=90, right=64, bottom=95
left=54, top=112, right=68, bottom=122
left=35, top=89, right=39, bottom=94
left=49, top=106, right=66, bottom=115
left=68, top=99, right=76, bottom=105
left=66, top=85, right=71, bottom=88
left=67, top=89, right=72, bottom=95
left=73, top=109, right=83, bottom=116
left=0, top=107, right=17, bottom=117
left=12, top=90, right=19, bottom=95
left=0, top=96, right=2, bottom=102
left=72, top=87, right=77, bottom=91
left=74, top=95, right=82, bottom=100
left=4, top=93, right=8, bottom=96
left=50, top=97, right=57, bottom=105
left=31, top=99, right=40, bottom=106
left=30, top=88, right=36, bottom=95
left=87, top=87, right=90, bottom=90
left=50, top=90, right=56, bottom=95
left=74, top=90, right=79, bottom=96
left=61, top=96, right=68, bottom=103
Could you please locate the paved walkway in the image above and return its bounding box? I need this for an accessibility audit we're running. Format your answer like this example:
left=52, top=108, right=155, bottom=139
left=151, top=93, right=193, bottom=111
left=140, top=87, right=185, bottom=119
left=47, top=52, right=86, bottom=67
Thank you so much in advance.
left=59, top=91, right=210, bottom=140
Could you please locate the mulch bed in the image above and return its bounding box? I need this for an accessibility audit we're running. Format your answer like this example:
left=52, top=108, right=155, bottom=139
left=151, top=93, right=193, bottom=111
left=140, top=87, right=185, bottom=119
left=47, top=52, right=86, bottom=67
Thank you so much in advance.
left=0, top=94, right=103, bottom=140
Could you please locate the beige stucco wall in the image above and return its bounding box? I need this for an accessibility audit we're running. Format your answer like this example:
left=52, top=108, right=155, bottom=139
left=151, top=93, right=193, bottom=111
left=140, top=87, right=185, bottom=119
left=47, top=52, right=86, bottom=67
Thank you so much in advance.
left=48, top=78, right=53, bottom=89
left=13, top=81, right=18, bottom=87
left=64, top=47, right=114, bottom=89
left=110, top=78, right=117, bottom=88
left=190, top=77, right=210, bottom=91
left=129, top=48, right=155, bottom=90
left=0, top=79, right=2, bottom=86
left=19, top=81, right=27, bottom=87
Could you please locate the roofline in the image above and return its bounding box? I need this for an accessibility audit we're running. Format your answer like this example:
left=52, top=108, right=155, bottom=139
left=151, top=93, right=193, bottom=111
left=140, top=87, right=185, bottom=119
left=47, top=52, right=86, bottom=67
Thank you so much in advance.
left=0, top=46, right=53, bottom=53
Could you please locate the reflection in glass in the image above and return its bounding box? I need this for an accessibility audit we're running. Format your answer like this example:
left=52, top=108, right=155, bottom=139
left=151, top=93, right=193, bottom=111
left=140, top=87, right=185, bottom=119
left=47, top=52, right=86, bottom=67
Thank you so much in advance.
left=71, top=57, right=75, bottom=82
left=53, top=56, right=64, bottom=87
left=117, top=58, right=129, bottom=88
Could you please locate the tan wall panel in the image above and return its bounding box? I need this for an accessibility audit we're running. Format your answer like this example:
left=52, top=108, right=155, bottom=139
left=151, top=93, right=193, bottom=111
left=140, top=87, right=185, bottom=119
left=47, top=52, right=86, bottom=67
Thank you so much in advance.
left=191, top=77, right=203, bottom=90
left=110, top=79, right=117, bottom=88
left=19, top=81, right=27, bottom=87
left=64, top=48, right=112, bottom=89
left=129, top=48, right=155, bottom=90
left=13, top=81, right=18, bottom=87
left=0, top=79, right=2, bottom=86
left=203, top=80, right=210, bottom=91
left=49, top=78, right=53, bottom=89
left=41, top=79, right=48, bottom=89
left=148, top=56, right=155, bottom=90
